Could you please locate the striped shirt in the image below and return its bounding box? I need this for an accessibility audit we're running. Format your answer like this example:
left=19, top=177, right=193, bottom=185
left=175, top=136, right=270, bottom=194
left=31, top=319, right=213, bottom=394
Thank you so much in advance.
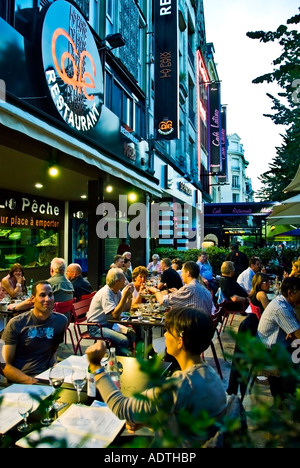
left=257, top=295, right=300, bottom=349
left=162, top=279, right=213, bottom=315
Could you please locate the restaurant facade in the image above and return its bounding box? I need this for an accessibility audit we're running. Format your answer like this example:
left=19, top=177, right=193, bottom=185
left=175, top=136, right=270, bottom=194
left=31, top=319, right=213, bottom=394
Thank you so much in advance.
left=0, top=0, right=210, bottom=288
left=0, top=0, right=165, bottom=288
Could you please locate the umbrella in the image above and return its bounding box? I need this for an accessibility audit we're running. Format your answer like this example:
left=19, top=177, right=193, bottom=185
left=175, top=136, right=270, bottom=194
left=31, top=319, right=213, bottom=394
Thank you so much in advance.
left=267, top=194, right=300, bottom=226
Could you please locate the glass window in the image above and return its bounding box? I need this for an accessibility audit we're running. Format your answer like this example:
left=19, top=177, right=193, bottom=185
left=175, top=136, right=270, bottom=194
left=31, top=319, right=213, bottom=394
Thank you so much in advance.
left=0, top=227, right=59, bottom=271
left=111, top=82, right=122, bottom=118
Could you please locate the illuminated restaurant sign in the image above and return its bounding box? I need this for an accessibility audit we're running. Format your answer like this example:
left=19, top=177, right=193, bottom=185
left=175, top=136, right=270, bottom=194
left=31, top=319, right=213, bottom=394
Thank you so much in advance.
left=154, top=0, right=179, bottom=140
left=41, top=0, right=103, bottom=132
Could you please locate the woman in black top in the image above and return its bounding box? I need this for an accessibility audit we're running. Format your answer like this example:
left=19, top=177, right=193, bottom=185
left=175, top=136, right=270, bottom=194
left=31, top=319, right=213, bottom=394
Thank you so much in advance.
left=249, top=272, right=270, bottom=314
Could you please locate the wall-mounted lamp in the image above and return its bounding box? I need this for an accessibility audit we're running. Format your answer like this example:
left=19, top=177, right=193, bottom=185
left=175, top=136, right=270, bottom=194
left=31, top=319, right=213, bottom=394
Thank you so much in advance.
left=99, top=33, right=126, bottom=51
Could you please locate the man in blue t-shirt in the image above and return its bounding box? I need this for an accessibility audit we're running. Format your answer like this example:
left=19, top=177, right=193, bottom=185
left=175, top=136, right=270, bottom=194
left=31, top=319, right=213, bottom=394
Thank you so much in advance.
left=2, top=281, right=67, bottom=384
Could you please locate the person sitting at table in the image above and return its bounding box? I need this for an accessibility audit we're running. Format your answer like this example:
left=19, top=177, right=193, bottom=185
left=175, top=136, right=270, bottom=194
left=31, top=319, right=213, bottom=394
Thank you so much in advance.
left=155, top=261, right=214, bottom=316
left=1, top=281, right=68, bottom=384
left=131, top=266, right=149, bottom=306
left=123, top=258, right=133, bottom=283
left=65, top=263, right=93, bottom=300
left=157, top=258, right=183, bottom=291
left=237, top=256, right=261, bottom=294
left=257, top=277, right=300, bottom=400
left=87, top=268, right=136, bottom=356
left=284, top=259, right=300, bottom=279
left=0, top=263, right=27, bottom=300
left=171, top=258, right=183, bottom=282
left=219, top=261, right=249, bottom=306
left=86, top=306, right=227, bottom=447
left=147, top=254, right=162, bottom=274
left=249, top=272, right=271, bottom=314
left=47, top=257, right=74, bottom=303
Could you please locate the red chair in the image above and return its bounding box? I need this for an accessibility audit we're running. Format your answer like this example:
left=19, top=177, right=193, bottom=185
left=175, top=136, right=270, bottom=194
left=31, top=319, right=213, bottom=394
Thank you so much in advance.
left=219, top=300, right=246, bottom=332
left=249, top=302, right=262, bottom=321
left=77, top=291, right=97, bottom=302
left=72, top=298, right=110, bottom=355
left=53, top=298, right=76, bottom=353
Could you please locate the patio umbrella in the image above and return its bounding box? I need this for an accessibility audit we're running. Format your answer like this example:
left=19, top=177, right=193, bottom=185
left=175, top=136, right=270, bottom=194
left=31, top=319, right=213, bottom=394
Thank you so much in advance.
left=267, top=194, right=300, bottom=226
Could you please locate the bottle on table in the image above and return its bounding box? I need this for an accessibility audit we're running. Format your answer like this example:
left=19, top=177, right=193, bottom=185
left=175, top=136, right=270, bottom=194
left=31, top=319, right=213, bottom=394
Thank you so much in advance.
left=87, top=367, right=97, bottom=405
left=27, top=278, right=34, bottom=296
left=105, top=347, right=121, bottom=389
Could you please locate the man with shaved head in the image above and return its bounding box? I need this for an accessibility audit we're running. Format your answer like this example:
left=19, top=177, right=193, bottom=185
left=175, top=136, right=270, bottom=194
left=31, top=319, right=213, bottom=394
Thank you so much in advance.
left=66, top=263, right=93, bottom=300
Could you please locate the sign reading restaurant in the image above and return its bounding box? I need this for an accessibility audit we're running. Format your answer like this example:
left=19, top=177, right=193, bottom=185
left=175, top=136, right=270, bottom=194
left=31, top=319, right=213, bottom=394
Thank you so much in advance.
left=41, top=0, right=104, bottom=132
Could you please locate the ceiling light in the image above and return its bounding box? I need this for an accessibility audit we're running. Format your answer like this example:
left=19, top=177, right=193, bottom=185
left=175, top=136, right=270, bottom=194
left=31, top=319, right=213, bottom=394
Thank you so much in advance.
left=48, top=166, right=59, bottom=177
left=81, top=195, right=87, bottom=199
left=106, top=185, right=113, bottom=193
left=128, top=192, right=138, bottom=202
left=35, top=183, right=43, bottom=189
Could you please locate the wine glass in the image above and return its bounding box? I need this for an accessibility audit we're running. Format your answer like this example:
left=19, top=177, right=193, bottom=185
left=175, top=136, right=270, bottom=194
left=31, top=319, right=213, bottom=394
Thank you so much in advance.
left=49, top=366, right=67, bottom=413
left=17, top=394, right=33, bottom=432
left=71, top=367, right=87, bottom=404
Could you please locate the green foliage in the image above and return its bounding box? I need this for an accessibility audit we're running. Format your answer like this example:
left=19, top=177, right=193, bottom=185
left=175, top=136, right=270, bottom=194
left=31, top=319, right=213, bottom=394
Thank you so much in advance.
left=153, top=246, right=299, bottom=273
left=246, top=8, right=300, bottom=201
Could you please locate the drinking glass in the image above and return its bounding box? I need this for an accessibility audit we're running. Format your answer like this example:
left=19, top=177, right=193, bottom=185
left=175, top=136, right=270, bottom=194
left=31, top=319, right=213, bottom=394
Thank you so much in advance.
left=71, top=367, right=87, bottom=404
left=49, top=366, right=67, bottom=413
left=17, top=394, right=33, bottom=432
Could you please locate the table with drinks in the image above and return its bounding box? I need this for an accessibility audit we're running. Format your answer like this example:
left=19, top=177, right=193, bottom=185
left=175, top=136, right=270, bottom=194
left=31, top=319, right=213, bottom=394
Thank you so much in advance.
left=0, top=352, right=171, bottom=448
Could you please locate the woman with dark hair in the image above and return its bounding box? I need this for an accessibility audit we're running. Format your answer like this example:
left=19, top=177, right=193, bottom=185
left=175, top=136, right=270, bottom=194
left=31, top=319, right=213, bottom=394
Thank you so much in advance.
left=86, top=307, right=227, bottom=446
left=249, top=272, right=271, bottom=314
left=0, top=263, right=27, bottom=300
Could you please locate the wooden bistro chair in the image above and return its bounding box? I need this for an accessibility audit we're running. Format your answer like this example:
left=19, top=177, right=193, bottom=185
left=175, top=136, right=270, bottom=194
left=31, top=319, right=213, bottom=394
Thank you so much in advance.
left=72, top=298, right=111, bottom=355
left=53, top=298, right=76, bottom=353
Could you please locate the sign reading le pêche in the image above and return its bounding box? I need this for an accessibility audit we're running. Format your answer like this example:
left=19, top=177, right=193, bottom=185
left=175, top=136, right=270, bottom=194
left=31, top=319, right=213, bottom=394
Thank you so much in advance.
left=0, top=190, right=64, bottom=230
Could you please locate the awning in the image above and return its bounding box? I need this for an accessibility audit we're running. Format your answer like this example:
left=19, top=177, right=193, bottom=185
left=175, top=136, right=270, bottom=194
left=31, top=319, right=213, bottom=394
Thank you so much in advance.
left=284, top=163, right=300, bottom=192
left=0, top=101, right=162, bottom=198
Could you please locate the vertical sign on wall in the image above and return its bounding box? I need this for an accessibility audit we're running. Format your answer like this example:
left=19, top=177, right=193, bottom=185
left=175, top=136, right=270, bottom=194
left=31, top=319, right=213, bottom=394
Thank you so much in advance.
left=218, top=105, right=228, bottom=182
left=154, top=0, right=179, bottom=140
left=208, top=82, right=222, bottom=173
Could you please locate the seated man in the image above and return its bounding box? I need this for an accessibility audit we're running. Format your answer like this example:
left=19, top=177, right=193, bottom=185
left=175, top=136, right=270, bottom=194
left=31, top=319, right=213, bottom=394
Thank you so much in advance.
left=237, top=256, right=261, bottom=294
left=257, top=276, right=300, bottom=400
left=87, top=268, right=136, bottom=356
left=66, top=263, right=93, bottom=300
left=155, top=261, right=214, bottom=316
left=219, top=261, right=248, bottom=307
left=197, top=252, right=218, bottom=293
left=47, top=257, right=74, bottom=302
left=2, top=281, right=68, bottom=384
left=157, top=258, right=183, bottom=291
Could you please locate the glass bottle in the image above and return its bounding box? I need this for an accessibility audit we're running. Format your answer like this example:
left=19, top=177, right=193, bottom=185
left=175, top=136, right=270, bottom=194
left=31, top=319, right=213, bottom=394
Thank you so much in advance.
left=105, top=347, right=121, bottom=389
left=27, top=278, right=34, bottom=296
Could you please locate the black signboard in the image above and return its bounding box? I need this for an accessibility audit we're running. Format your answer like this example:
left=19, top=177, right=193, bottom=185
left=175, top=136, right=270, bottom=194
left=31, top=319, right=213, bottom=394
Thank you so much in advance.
left=154, top=0, right=179, bottom=140
left=208, top=83, right=222, bottom=173
left=0, top=190, right=64, bottom=229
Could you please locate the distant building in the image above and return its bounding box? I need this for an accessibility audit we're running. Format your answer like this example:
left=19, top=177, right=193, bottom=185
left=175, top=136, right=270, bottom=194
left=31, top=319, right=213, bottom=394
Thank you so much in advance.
left=216, top=134, right=254, bottom=203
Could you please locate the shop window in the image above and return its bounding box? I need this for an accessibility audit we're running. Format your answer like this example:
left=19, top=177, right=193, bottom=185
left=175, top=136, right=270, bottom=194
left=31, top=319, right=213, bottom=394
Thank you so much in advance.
left=14, top=0, right=34, bottom=40
left=0, top=227, right=59, bottom=270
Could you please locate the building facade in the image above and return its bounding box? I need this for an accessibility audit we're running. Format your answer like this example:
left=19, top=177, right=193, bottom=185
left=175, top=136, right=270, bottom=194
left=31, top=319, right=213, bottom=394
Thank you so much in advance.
left=0, top=0, right=224, bottom=286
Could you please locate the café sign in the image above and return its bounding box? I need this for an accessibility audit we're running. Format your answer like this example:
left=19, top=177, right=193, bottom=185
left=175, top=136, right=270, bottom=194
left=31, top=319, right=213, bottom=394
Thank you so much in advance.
left=41, top=0, right=103, bottom=132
